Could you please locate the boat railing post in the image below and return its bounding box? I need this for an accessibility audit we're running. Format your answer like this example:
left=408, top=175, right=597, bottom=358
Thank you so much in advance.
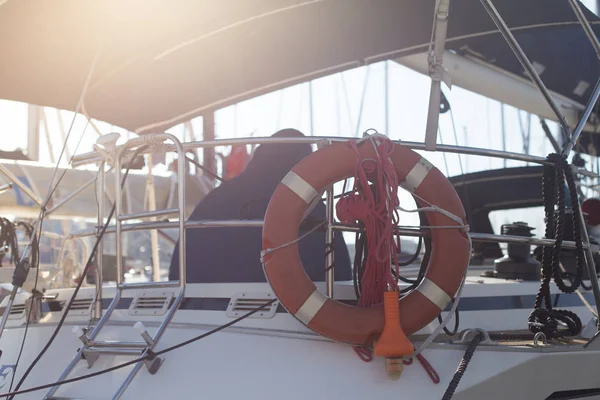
left=574, top=203, right=600, bottom=329
left=317, top=140, right=335, bottom=298
left=115, top=145, right=125, bottom=292
left=94, top=161, right=105, bottom=320
left=560, top=119, right=600, bottom=329
left=174, top=133, right=188, bottom=290
left=326, top=185, right=335, bottom=298
left=424, top=0, right=450, bottom=151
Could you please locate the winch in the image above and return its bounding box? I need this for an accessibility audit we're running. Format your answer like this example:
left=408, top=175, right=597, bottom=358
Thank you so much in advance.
left=490, top=221, right=541, bottom=281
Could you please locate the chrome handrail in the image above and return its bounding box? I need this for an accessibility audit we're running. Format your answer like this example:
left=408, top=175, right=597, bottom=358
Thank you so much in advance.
left=71, top=136, right=551, bottom=168
left=67, top=219, right=595, bottom=252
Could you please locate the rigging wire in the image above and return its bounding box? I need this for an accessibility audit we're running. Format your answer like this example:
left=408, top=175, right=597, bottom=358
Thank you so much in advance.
left=436, top=127, right=451, bottom=177
left=43, top=118, right=92, bottom=210
left=42, top=46, right=102, bottom=206
left=12, top=45, right=101, bottom=291
left=448, top=108, right=473, bottom=228
left=8, top=147, right=147, bottom=398
left=7, top=115, right=93, bottom=397
left=0, top=299, right=276, bottom=398
left=7, top=50, right=105, bottom=391
left=184, top=154, right=224, bottom=182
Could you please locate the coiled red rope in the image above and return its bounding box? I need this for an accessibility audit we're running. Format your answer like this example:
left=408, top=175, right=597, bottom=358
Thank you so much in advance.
left=341, top=136, right=439, bottom=384
left=336, top=136, right=400, bottom=306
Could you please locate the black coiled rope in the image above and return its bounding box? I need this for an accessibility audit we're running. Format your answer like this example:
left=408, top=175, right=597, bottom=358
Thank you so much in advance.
left=353, top=203, right=432, bottom=300
left=441, top=332, right=483, bottom=400
left=0, top=217, right=18, bottom=265
left=528, top=153, right=584, bottom=338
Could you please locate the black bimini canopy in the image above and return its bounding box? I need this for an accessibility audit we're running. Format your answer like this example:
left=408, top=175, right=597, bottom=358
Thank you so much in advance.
left=0, top=0, right=598, bottom=133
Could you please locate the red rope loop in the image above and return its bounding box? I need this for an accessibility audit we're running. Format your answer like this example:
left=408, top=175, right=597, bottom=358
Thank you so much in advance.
left=353, top=347, right=373, bottom=362
left=336, top=136, right=400, bottom=307
left=416, top=354, right=440, bottom=384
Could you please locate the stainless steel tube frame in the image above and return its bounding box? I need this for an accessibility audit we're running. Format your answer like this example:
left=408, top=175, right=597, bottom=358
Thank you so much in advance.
left=575, top=203, right=600, bottom=322
left=95, top=162, right=105, bottom=320
left=118, top=281, right=181, bottom=290
left=563, top=78, right=600, bottom=156
left=424, top=0, right=450, bottom=151
left=46, top=134, right=190, bottom=399
left=86, top=340, right=147, bottom=349
left=44, top=290, right=124, bottom=398
left=69, top=219, right=594, bottom=252
left=0, top=164, right=43, bottom=206
left=113, top=288, right=186, bottom=399
left=558, top=1, right=600, bottom=325
left=0, top=183, right=12, bottom=194
left=115, top=133, right=187, bottom=289
left=562, top=0, right=600, bottom=154
left=72, top=136, right=552, bottom=168
left=83, top=348, right=143, bottom=357
left=118, top=208, right=179, bottom=222
left=45, top=167, right=113, bottom=216
left=69, top=219, right=266, bottom=238
left=568, top=0, right=600, bottom=60
left=335, top=224, right=593, bottom=251
left=0, top=292, right=16, bottom=341
left=479, top=0, right=600, bottom=324
left=326, top=185, right=335, bottom=298
left=115, top=133, right=189, bottom=396
left=480, top=0, right=572, bottom=138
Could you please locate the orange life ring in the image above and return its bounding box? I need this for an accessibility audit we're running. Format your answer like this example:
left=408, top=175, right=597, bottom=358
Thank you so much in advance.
left=262, top=140, right=470, bottom=345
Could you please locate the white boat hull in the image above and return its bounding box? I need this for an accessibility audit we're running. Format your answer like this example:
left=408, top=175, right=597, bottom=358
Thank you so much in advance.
left=0, top=281, right=597, bottom=399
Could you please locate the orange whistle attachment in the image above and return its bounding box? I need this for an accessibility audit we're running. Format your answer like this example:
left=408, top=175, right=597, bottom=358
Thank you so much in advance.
left=374, top=291, right=414, bottom=358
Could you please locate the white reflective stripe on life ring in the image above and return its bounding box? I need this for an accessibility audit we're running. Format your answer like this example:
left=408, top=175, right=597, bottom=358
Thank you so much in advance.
left=294, top=289, right=327, bottom=325
left=401, top=157, right=433, bottom=192
left=416, top=278, right=452, bottom=311
left=282, top=171, right=319, bottom=204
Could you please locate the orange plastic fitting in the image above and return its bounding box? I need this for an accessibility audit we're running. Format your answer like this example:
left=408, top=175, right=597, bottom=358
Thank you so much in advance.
left=373, top=291, right=414, bottom=358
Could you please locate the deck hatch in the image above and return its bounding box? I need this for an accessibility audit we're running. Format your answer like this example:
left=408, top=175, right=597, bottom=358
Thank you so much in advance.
left=8, top=303, right=25, bottom=319
left=128, top=292, right=173, bottom=316
left=68, top=298, right=94, bottom=316
left=226, top=292, right=279, bottom=319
